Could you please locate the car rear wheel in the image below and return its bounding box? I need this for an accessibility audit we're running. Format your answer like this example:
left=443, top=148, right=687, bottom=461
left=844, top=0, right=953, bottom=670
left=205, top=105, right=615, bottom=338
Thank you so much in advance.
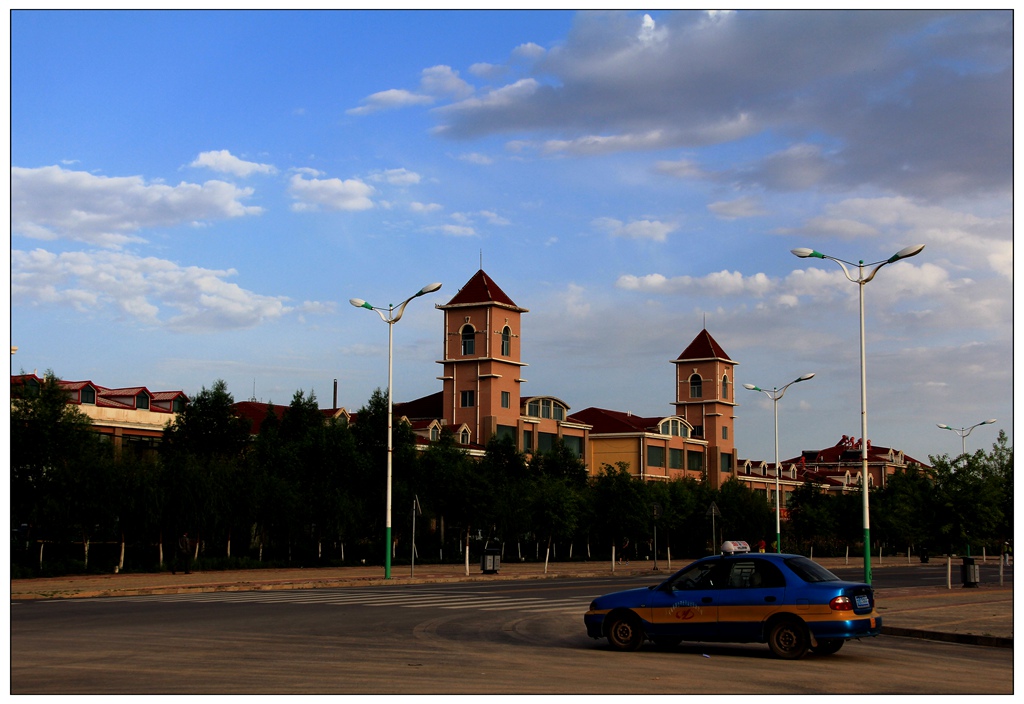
left=606, top=613, right=645, bottom=651
left=767, top=618, right=809, bottom=660
left=811, top=638, right=844, bottom=655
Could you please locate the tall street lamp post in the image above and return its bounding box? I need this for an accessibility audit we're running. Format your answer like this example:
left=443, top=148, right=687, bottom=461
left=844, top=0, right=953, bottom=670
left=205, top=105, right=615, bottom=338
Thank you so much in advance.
left=937, top=419, right=997, bottom=460
left=791, top=244, right=925, bottom=585
left=743, top=373, right=815, bottom=554
left=350, top=282, right=442, bottom=579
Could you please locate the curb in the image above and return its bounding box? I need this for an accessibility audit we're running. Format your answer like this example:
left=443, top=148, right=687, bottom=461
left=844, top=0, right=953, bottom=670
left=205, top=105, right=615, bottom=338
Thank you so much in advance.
left=881, top=626, right=1012, bottom=649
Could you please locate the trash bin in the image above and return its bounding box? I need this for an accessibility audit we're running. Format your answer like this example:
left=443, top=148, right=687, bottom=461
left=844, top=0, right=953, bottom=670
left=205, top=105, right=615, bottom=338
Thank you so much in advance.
left=960, top=556, right=980, bottom=588
left=481, top=548, right=501, bottom=574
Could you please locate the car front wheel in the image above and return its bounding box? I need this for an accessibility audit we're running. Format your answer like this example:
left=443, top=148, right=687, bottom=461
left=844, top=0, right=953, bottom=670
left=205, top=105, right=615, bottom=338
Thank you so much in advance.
left=606, top=613, right=645, bottom=651
left=811, top=638, right=844, bottom=655
left=767, top=618, right=809, bottom=660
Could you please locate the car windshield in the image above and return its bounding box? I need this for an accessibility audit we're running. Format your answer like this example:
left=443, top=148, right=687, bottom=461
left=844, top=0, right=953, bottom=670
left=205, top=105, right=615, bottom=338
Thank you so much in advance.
left=784, top=556, right=840, bottom=583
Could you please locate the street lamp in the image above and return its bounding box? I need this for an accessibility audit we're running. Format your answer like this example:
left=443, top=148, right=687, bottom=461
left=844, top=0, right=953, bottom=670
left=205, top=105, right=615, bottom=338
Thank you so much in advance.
left=350, top=282, right=442, bottom=579
left=791, top=244, right=924, bottom=585
left=937, top=419, right=997, bottom=460
left=744, top=373, right=815, bottom=555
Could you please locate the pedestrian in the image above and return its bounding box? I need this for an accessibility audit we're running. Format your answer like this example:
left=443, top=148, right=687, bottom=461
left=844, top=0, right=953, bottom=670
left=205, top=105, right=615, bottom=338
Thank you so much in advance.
left=1003, top=541, right=1012, bottom=566
left=619, top=538, right=630, bottom=565
left=757, top=539, right=766, bottom=553
left=177, top=532, right=192, bottom=574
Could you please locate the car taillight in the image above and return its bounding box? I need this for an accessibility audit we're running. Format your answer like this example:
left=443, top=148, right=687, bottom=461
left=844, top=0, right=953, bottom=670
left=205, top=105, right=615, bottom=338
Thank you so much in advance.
left=829, top=595, right=853, bottom=611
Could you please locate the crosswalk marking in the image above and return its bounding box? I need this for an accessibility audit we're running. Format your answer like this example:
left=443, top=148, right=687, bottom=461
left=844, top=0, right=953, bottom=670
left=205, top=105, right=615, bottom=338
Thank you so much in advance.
left=88, top=588, right=588, bottom=614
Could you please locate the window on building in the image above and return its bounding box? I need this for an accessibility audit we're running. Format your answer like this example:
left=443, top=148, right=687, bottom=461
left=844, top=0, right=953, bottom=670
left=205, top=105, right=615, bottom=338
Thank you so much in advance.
left=722, top=374, right=729, bottom=400
left=647, top=445, right=665, bottom=468
left=690, top=374, right=702, bottom=398
left=461, top=325, right=476, bottom=355
left=538, top=432, right=557, bottom=452
left=660, top=418, right=689, bottom=437
left=172, top=397, right=187, bottom=413
left=687, top=451, right=704, bottom=472
left=561, top=434, right=583, bottom=458
left=460, top=390, right=475, bottom=407
left=460, top=429, right=470, bottom=445
left=723, top=426, right=729, bottom=440
left=501, top=326, right=511, bottom=356
left=721, top=452, right=733, bottom=472
left=541, top=399, right=552, bottom=419
left=496, top=425, right=516, bottom=442
left=523, top=429, right=534, bottom=451
left=692, top=425, right=704, bottom=438
left=430, top=426, right=439, bottom=441
left=136, top=393, right=149, bottom=410
left=81, top=387, right=96, bottom=405
left=501, top=391, right=511, bottom=409
left=669, top=448, right=683, bottom=469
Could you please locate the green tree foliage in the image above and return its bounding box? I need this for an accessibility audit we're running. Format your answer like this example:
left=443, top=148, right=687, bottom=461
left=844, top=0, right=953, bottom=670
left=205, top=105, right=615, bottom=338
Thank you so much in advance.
left=12, top=373, right=1013, bottom=574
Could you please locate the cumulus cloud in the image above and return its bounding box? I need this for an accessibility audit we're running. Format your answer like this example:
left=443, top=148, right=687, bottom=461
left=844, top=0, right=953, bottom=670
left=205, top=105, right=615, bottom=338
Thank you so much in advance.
left=348, top=65, right=472, bottom=115
left=617, top=270, right=775, bottom=297
left=410, top=202, right=442, bottom=213
left=12, top=165, right=262, bottom=248
left=593, top=217, right=677, bottom=242
left=11, top=248, right=302, bottom=332
left=430, top=11, right=1009, bottom=198
left=189, top=150, right=277, bottom=177
left=288, top=173, right=375, bottom=212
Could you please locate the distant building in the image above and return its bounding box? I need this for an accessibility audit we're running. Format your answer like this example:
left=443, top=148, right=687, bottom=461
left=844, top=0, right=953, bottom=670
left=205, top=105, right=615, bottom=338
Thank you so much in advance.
left=11, top=372, right=188, bottom=456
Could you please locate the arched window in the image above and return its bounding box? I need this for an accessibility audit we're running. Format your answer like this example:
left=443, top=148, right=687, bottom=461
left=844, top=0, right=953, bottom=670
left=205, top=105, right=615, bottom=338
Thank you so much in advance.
left=501, top=326, right=511, bottom=356
left=461, top=325, right=475, bottom=355
left=689, top=374, right=702, bottom=398
left=430, top=426, right=439, bottom=442
left=722, top=374, right=730, bottom=400
left=460, top=429, right=470, bottom=445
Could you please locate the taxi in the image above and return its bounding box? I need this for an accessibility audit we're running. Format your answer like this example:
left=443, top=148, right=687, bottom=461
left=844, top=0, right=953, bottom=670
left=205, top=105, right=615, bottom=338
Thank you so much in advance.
left=584, top=544, right=881, bottom=659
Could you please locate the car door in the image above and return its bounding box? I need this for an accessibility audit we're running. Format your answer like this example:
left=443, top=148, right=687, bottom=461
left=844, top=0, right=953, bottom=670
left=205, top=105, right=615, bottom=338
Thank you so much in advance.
left=646, top=560, right=730, bottom=641
left=713, top=557, right=788, bottom=641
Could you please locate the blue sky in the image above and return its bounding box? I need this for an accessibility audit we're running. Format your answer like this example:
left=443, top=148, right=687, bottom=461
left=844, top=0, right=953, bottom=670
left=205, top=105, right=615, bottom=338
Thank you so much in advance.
left=9, top=10, right=1014, bottom=464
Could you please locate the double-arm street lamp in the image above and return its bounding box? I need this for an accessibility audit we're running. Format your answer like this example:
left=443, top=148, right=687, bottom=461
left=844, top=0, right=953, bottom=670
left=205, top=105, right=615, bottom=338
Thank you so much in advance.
left=350, top=282, right=442, bottom=579
left=937, top=419, right=997, bottom=460
left=744, top=373, right=815, bottom=554
left=791, top=244, right=925, bottom=585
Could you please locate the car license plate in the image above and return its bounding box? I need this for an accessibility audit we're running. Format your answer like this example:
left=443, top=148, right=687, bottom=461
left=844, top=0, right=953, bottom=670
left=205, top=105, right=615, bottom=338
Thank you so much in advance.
left=855, top=595, right=870, bottom=609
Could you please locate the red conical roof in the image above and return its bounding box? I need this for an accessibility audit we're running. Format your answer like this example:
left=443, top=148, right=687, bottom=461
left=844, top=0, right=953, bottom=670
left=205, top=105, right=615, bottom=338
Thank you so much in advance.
left=440, top=270, right=526, bottom=311
left=676, top=329, right=735, bottom=363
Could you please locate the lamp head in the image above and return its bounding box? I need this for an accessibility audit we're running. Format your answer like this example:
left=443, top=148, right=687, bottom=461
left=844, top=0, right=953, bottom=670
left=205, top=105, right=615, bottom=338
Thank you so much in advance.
left=888, top=244, right=925, bottom=263
left=796, top=373, right=816, bottom=382
left=742, top=383, right=760, bottom=391
left=417, top=282, right=443, bottom=296
left=982, top=418, right=997, bottom=425
left=791, top=248, right=822, bottom=259
left=937, top=424, right=951, bottom=430
left=349, top=298, right=373, bottom=310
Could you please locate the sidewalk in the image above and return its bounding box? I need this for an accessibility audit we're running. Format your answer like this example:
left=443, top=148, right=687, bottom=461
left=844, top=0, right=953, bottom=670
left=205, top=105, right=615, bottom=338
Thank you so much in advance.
left=9, top=558, right=1012, bottom=648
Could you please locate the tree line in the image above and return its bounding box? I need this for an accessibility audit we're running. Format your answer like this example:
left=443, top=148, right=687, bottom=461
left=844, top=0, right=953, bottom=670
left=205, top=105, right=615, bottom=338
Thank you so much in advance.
left=11, top=372, right=1012, bottom=576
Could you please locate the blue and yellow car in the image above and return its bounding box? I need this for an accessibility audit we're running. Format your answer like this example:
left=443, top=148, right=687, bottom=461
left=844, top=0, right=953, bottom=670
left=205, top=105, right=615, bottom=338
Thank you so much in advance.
left=584, top=551, right=881, bottom=659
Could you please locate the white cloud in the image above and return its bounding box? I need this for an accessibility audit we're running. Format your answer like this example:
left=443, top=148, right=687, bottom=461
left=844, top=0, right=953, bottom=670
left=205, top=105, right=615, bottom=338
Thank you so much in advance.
left=512, top=42, right=546, bottom=60
left=189, top=150, right=277, bottom=177
left=12, top=165, right=262, bottom=248
left=288, top=173, right=375, bottom=212
left=458, top=152, right=494, bottom=165
left=616, top=270, right=775, bottom=297
left=654, top=157, right=706, bottom=179
left=370, top=168, right=422, bottom=185
left=347, top=88, right=434, bottom=115
left=419, top=65, right=473, bottom=99
left=410, top=202, right=442, bottom=213
left=11, top=248, right=297, bottom=332
left=708, top=196, right=768, bottom=220
left=593, top=217, right=677, bottom=242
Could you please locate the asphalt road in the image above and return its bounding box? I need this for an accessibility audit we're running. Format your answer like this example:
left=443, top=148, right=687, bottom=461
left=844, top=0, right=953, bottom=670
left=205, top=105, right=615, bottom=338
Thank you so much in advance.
left=11, top=578, right=1013, bottom=694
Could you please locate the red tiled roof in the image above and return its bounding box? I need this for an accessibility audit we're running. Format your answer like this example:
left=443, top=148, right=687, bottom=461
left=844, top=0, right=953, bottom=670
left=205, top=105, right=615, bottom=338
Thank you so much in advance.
left=676, top=329, right=734, bottom=362
left=440, top=270, right=525, bottom=310
left=571, top=407, right=661, bottom=434
left=393, top=391, right=443, bottom=420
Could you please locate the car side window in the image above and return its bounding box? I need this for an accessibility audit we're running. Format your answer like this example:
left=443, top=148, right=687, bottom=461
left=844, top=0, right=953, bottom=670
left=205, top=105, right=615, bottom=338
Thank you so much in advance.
left=669, top=561, right=729, bottom=591
left=724, top=559, right=786, bottom=589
